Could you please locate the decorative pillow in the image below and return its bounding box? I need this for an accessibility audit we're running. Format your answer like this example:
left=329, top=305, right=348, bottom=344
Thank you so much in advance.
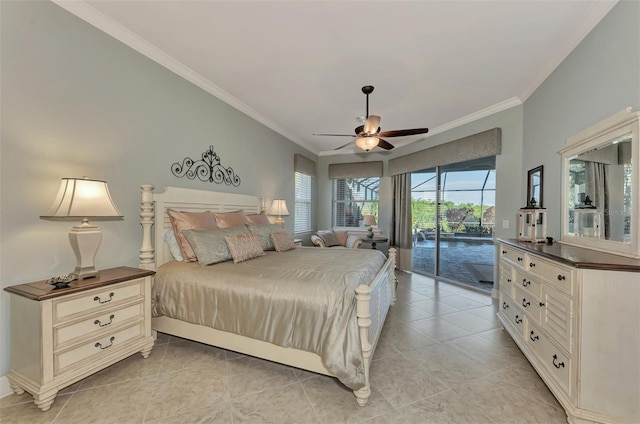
left=214, top=210, right=246, bottom=228
left=182, top=226, right=249, bottom=266
left=225, top=233, right=265, bottom=264
left=161, top=229, right=184, bottom=261
left=271, top=231, right=296, bottom=252
left=168, top=210, right=218, bottom=262
left=317, top=230, right=341, bottom=247
left=247, top=223, right=282, bottom=251
left=245, top=211, right=271, bottom=225
left=332, top=230, right=348, bottom=246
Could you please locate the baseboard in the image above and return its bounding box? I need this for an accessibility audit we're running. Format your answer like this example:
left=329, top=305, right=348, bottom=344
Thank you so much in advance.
left=491, top=288, right=499, bottom=298
left=0, top=375, right=12, bottom=398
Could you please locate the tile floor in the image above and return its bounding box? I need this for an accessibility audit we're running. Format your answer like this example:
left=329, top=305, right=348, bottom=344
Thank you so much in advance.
left=0, top=272, right=567, bottom=424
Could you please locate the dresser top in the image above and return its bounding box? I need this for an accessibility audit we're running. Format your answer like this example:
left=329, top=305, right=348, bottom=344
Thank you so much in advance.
left=499, top=239, right=640, bottom=272
left=4, top=266, right=155, bottom=301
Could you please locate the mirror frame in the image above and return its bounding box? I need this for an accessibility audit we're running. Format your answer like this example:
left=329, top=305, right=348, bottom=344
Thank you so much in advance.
left=558, top=107, right=639, bottom=258
left=526, top=165, right=543, bottom=208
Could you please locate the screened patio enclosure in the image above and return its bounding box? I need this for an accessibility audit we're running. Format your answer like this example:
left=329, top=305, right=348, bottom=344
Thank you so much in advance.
left=411, top=157, right=496, bottom=291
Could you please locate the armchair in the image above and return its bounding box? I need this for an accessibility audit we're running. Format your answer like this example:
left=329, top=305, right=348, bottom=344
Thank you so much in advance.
left=311, top=229, right=363, bottom=249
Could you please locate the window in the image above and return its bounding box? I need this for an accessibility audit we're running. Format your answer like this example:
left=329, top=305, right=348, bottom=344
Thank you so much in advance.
left=294, top=172, right=312, bottom=233
left=332, top=177, right=379, bottom=227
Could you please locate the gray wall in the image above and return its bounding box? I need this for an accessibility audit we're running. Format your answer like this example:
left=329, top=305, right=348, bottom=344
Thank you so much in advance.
left=523, top=0, right=640, bottom=239
left=0, top=1, right=316, bottom=377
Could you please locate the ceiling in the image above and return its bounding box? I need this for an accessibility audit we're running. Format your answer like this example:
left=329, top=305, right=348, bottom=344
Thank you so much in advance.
left=53, top=0, right=617, bottom=156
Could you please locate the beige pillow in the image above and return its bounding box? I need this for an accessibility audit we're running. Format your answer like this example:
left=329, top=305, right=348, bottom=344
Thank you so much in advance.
left=271, top=231, right=296, bottom=252
left=247, top=223, right=282, bottom=251
left=245, top=211, right=271, bottom=225
left=168, top=210, right=218, bottom=262
left=214, top=210, right=246, bottom=228
left=332, top=230, right=348, bottom=246
left=225, top=232, right=265, bottom=264
left=317, top=230, right=341, bottom=247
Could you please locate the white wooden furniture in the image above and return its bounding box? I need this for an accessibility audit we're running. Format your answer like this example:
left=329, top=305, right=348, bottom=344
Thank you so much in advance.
left=497, top=239, right=640, bottom=424
left=138, top=185, right=397, bottom=406
left=4, top=267, right=155, bottom=411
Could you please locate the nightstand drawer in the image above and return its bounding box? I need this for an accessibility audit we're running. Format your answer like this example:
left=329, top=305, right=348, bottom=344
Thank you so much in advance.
left=53, top=279, right=144, bottom=322
left=54, top=301, right=144, bottom=348
left=54, top=322, right=144, bottom=375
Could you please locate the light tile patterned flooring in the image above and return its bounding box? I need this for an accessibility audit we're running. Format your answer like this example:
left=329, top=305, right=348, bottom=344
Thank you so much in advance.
left=0, top=272, right=567, bottom=424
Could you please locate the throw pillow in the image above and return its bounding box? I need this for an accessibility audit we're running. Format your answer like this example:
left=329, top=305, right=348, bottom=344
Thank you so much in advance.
left=317, top=230, right=341, bottom=247
left=225, top=232, right=265, bottom=264
left=168, top=210, right=218, bottom=262
left=271, top=231, right=296, bottom=252
left=161, top=228, right=184, bottom=262
left=247, top=223, right=282, bottom=251
left=182, top=226, right=249, bottom=266
left=245, top=211, right=271, bottom=225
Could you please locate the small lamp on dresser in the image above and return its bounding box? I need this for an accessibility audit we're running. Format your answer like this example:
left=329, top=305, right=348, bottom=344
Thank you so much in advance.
left=269, top=199, right=289, bottom=228
left=40, top=177, right=123, bottom=280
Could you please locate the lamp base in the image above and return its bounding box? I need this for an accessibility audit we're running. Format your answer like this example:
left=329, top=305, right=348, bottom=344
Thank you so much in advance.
left=68, top=220, right=101, bottom=280
left=274, top=217, right=285, bottom=228
left=366, top=227, right=374, bottom=238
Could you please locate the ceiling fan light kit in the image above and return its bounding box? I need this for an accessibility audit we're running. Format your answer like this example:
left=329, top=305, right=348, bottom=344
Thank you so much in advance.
left=314, top=85, right=429, bottom=152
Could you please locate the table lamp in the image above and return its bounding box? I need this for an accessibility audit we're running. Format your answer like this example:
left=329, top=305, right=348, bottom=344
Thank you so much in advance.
left=363, top=215, right=377, bottom=238
left=41, top=177, right=123, bottom=280
left=269, top=199, right=289, bottom=228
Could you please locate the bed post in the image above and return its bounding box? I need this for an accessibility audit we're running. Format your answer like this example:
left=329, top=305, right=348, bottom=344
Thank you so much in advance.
left=354, top=284, right=372, bottom=406
left=388, top=247, right=398, bottom=304
left=139, top=184, right=155, bottom=270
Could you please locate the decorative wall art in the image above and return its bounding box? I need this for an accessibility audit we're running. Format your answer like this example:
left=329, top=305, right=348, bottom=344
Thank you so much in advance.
left=171, top=145, right=241, bottom=186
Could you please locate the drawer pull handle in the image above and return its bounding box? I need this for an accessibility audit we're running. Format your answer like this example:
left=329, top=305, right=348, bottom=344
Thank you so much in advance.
left=502, top=250, right=507, bottom=254
left=515, top=315, right=522, bottom=324
left=93, top=293, right=114, bottom=304
left=522, top=279, right=530, bottom=287
left=530, top=331, right=539, bottom=342
left=557, top=275, right=565, bottom=281
left=529, top=262, right=536, bottom=267
left=552, top=354, right=565, bottom=369
left=95, top=336, right=115, bottom=350
left=94, top=315, right=115, bottom=327
left=503, top=302, right=509, bottom=309
left=539, top=302, right=545, bottom=307
left=507, top=278, right=512, bottom=283
left=517, top=257, right=523, bottom=262
left=522, top=298, right=531, bottom=308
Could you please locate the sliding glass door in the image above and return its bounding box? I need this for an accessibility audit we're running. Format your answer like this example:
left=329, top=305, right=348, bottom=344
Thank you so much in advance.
left=411, top=157, right=496, bottom=291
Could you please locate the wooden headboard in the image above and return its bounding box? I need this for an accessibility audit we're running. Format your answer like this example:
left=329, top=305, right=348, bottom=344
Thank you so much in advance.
left=139, top=185, right=262, bottom=270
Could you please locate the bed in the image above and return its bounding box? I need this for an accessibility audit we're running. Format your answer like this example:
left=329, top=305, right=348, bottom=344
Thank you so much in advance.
left=138, top=185, right=396, bottom=405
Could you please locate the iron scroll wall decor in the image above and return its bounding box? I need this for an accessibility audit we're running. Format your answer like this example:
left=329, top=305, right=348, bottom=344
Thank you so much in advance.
left=171, top=145, right=241, bottom=186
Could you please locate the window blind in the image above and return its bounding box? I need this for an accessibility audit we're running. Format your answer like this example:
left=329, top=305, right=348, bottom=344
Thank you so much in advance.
left=294, top=172, right=313, bottom=233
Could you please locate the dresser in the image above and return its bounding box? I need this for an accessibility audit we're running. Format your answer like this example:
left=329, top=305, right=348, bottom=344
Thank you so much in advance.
left=497, top=240, right=640, bottom=424
left=4, top=267, right=155, bottom=411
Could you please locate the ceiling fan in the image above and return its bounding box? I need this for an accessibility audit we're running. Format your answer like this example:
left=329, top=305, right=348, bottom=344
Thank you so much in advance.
left=314, top=85, right=429, bottom=151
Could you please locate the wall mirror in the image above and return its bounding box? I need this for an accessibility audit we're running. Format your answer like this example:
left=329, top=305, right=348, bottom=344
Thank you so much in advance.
left=559, top=107, right=639, bottom=258
left=526, top=165, right=543, bottom=207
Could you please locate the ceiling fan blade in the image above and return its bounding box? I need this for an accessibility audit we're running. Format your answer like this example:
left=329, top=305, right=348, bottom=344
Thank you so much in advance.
left=378, top=128, right=429, bottom=138
left=377, top=138, right=395, bottom=150
left=363, top=115, right=381, bottom=135
left=313, top=133, right=356, bottom=137
left=334, top=141, right=355, bottom=150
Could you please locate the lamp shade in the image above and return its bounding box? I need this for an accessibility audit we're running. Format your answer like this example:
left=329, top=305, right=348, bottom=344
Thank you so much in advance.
left=269, top=199, right=289, bottom=217
left=41, top=178, right=123, bottom=218
left=355, top=136, right=379, bottom=151
left=363, top=215, right=377, bottom=226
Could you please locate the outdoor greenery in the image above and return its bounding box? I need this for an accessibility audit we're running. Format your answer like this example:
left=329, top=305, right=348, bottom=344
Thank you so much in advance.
left=412, top=199, right=495, bottom=234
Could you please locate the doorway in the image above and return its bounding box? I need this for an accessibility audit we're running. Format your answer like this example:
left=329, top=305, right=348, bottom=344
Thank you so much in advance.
left=411, top=157, right=496, bottom=291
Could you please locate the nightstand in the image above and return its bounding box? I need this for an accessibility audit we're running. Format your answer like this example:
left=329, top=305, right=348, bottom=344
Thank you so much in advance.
left=294, top=238, right=303, bottom=247
left=361, top=236, right=388, bottom=250
left=4, top=266, right=155, bottom=411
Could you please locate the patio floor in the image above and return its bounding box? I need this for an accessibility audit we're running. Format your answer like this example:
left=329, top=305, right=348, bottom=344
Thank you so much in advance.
left=412, top=237, right=495, bottom=292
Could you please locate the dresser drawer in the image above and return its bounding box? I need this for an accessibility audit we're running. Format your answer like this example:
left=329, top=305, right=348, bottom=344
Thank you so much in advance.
left=526, top=326, right=571, bottom=395
left=500, top=263, right=514, bottom=295
left=499, top=291, right=525, bottom=338
left=53, top=279, right=145, bottom=322
left=514, top=269, right=542, bottom=297
left=500, top=244, right=526, bottom=268
left=54, top=302, right=144, bottom=348
left=54, top=322, right=144, bottom=375
left=515, top=286, right=541, bottom=324
left=526, top=255, right=574, bottom=294
left=540, top=286, right=573, bottom=353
